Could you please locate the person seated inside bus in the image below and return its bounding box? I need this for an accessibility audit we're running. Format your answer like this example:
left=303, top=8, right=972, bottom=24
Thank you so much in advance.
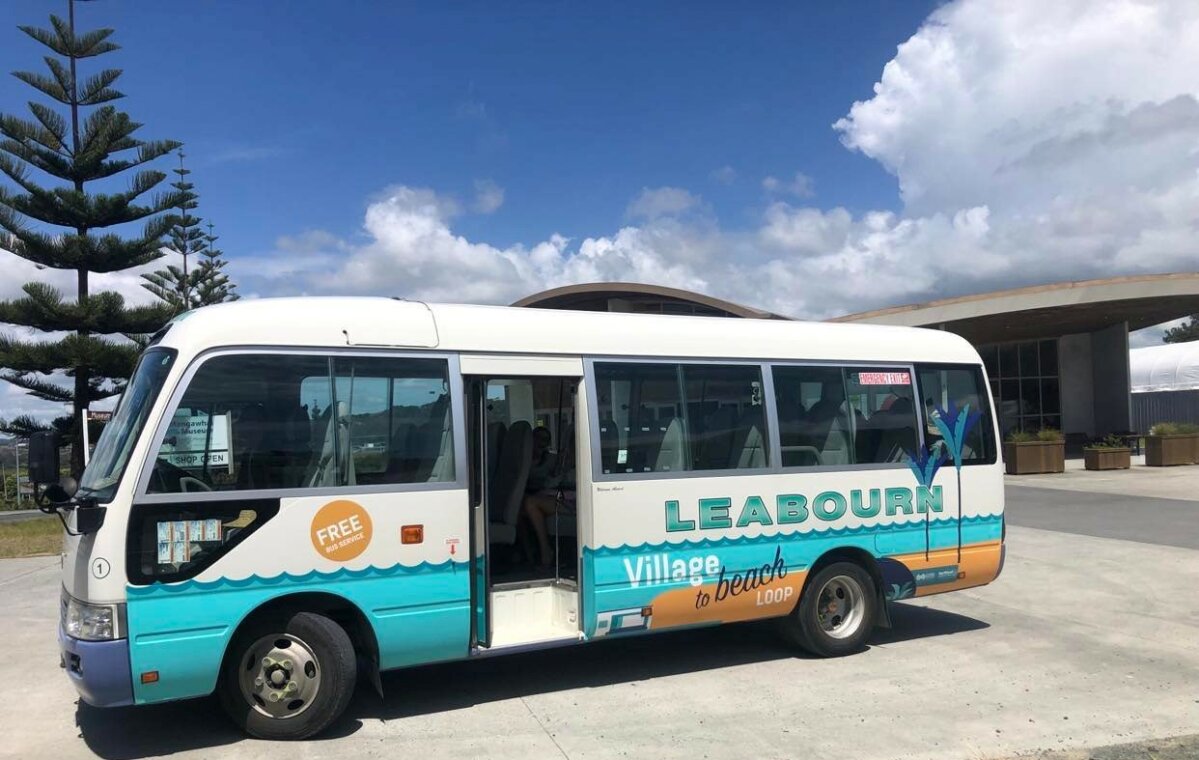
left=522, top=427, right=577, bottom=569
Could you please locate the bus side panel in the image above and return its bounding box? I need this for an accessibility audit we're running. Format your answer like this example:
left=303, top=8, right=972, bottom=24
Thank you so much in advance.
left=125, top=490, right=471, bottom=704
left=583, top=467, right=1003, bottom=638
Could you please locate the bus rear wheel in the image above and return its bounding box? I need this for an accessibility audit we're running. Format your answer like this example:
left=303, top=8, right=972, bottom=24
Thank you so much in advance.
left=218, top=611, right=357, bottom=740
left=781, top=561, right=877, bottom=657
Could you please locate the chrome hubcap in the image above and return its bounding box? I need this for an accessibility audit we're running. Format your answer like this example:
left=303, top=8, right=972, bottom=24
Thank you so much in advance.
left=238, top=633, right=321, bottom=719
left=816, top=575, right=865, bottom=640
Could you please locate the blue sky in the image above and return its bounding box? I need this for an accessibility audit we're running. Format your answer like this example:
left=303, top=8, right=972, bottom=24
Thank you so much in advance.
left=2, top=0, right=1198, bottom=426
left=2, top=0, right=937, bottom=257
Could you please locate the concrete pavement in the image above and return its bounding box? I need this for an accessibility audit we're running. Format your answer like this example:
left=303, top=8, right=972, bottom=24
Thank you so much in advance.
left=1005, top=455, right=1199, bottom=502
left=2, top=479, right=1199, bottom=757
left=2, top=503, right=1199, bottom=759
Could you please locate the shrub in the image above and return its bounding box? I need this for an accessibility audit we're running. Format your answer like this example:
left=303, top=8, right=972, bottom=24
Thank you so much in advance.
left=1035, top=427, right=1063, bottom=442
left=1006, top=430, right=1036, bottom=443
left=1086, top=434, right=1128, bottom=450
left=1148, top=422, right=1199, bottom=436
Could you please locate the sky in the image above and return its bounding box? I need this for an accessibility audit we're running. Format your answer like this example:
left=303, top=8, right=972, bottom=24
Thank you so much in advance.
left=2, top=0, right=1199, bottom=421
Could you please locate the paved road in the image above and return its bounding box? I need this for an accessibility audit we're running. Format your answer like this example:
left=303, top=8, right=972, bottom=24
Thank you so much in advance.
left=0, top=509, right=44, bottom=524
left=1006, top=484, right=1199, bottom=550
left=2, top=488, right=1198, bottom=759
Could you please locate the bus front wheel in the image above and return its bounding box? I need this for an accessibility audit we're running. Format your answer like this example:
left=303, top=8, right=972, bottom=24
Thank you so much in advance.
left=218, top=611, right=357, bottom=740
left=781, top=561, right=877, bottom=657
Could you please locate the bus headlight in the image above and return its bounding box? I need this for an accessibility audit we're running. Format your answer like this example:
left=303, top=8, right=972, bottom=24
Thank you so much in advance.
left=61, top=591, right=118, bottom=641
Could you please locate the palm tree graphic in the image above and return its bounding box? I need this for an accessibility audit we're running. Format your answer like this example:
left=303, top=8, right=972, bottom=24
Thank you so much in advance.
left=932, top=402, right=983, bottom=562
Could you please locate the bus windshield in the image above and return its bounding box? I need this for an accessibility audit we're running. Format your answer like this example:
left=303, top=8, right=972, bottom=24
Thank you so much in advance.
left=77, top=348, right=177, bottom=503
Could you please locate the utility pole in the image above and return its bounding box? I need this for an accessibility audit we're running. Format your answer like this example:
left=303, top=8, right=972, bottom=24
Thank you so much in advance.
left=14, top=441, right=22, bottom=506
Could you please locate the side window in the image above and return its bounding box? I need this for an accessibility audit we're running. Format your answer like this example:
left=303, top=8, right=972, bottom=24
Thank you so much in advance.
left=340, top=357, right=455, bottom=485
left=682, top=364, right=768, bottom=470
left=772, top=365, right=854, bottom=467
left=593, top=362, right=768, bottom=475
left=128, top=500, right=278, bottom=584
left=844, top=368, right=920, bottom=463
left=595, top=362, right=681, bottom=474
left=148, top=353, right=454, bottom=494
left=916, top=365, right=996, bottom=465
left=150, top=354, right=332, bottom=493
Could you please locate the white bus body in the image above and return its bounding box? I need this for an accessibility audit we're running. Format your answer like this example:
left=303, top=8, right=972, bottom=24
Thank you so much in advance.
left=57, top=298, right=1004, bottom=738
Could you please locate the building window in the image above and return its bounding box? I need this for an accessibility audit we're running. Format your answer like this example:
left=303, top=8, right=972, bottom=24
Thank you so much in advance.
left=978, top=339, right=1060, bottom=435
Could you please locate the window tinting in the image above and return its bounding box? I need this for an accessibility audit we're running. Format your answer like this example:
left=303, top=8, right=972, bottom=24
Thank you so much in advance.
left=916, top=365, right=996, bottom=465
left=148, top=354, right=454, bottom=494
left=594, top=362, right=768, bottom=474
left=772, top=366, right=854, bottom=467
left=772, top=366, right=920, bottom=466
left=844, top=368, right=920, bottom=464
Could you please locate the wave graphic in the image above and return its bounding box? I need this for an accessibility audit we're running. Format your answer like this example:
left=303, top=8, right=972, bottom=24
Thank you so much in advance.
left=127, top=558, right=470, bottom=597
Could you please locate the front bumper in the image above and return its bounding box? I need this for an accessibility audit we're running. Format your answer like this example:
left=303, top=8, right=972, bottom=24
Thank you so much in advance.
left=58, top=624, right=134, bottom=707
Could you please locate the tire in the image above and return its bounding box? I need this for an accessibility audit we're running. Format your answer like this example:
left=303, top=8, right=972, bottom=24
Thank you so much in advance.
left=780, top=561, right=877, bottom=657
left=218, top=611, right=357, bottom=740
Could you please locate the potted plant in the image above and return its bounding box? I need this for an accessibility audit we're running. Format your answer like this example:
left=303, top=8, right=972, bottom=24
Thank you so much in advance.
left=1003, top=428, right=1066, bottom=475
left=1083, top=434, right=1132, bottom=471
left=1145, top=422, right=1199, bottom=466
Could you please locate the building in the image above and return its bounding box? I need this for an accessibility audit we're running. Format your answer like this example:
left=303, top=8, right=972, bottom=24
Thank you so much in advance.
left=1129, top=341, right=1199, bottom=431
left=515, top=274, right=1199, bottom=444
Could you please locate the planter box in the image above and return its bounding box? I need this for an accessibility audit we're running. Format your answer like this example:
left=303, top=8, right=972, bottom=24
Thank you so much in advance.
left=1145, top=434, right=1196, bottom=467
left=1083, top=447, right=1131, bottom=471
left=1004, top=440, right=1065, bottom=474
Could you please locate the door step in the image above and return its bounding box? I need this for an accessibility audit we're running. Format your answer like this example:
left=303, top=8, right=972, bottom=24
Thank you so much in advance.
left=486, top=583, right=580, bottom=649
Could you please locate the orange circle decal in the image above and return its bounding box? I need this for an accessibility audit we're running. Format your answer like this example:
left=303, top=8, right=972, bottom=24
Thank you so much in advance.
left=310, top=500, right=373, bottom=562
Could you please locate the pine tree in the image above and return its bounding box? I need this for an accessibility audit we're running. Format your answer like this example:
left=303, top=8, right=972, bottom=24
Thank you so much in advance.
left=141, top=150, right=205, bottom=311
left=1163, top=316, right=1199, bottom=344
left=193, top=221, right=238, bottom=306
left=0, top=1, right=182, bottom=474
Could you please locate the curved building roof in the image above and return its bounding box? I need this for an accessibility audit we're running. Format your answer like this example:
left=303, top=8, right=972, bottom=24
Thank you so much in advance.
left=830, top=273, right=1199, bottom=343
left=512, top=282, right=789, bottom=320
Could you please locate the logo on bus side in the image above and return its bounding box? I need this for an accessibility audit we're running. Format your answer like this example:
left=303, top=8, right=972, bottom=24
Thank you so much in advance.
left=310, top=500, right=373, bottom=562
left=663, top=487, right=944, bottom=533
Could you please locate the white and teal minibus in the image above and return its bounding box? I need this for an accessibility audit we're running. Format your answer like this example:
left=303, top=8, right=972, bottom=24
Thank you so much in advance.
left=37, top=297, right=1005, bottom=739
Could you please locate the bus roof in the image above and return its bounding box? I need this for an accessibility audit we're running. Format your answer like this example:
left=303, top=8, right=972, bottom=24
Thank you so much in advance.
left=157, top=297, right=982, bottom=365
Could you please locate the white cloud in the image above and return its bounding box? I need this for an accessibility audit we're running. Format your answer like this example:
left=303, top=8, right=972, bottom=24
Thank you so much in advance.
left=10, top=0, right=1199, bottom=425
left=625, top=187, right=703, bottom=221
left=710, top=165, right=737, bottom=185
left=472, top=179, right=505, bottom=214
left=762, top=172, right=815, bottom=199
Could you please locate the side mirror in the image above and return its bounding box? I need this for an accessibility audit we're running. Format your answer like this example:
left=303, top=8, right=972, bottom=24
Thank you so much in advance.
left=27, top=431, right=60, bottom=485
left=42, top=477, right=77, bottom=505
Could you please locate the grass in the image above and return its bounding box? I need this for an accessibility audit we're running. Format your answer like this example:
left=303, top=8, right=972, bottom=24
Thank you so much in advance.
left=0, top=516, right=63, bottom=559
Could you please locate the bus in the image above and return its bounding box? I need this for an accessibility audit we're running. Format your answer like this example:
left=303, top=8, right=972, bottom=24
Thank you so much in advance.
left=37, top=297, right=1005, bottom=740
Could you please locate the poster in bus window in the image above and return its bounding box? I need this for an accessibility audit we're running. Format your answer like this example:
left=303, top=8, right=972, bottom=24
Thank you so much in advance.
left=203, top=519, right=222, bottom=542
left=188, top=520, right=204, bottom=542
left=160, top=409, right=233, bottom=471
